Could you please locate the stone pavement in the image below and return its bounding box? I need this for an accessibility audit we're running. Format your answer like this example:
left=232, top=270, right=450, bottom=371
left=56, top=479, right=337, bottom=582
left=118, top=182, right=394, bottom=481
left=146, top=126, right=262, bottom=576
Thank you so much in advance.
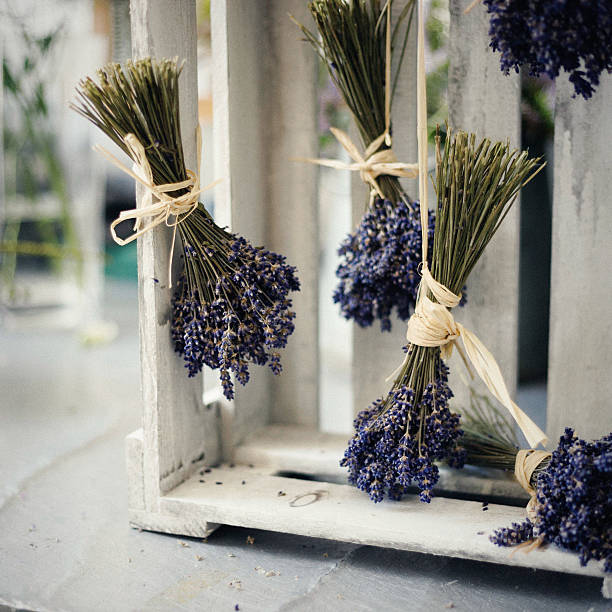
left=0, top=281, right=607, bottom=611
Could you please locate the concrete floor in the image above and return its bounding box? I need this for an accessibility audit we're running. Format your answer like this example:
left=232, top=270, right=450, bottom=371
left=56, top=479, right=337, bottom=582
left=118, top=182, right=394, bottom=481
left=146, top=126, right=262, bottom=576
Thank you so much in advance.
left=0, top=281, right=608, bottom=611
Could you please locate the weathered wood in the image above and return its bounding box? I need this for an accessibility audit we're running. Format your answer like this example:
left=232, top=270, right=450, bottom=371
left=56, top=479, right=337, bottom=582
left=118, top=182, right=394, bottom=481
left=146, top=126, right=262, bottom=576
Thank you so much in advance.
left=211, top=0, right=272, bottom=456
left=150, top=464, right=606, bottom=582
left=265, top=1, right=319, bottom=427
left=351, top=0, right=418, bottom=417
left=448, top=0, right=521, bottom=419
left=129, top=0, right=220, bottom=511
left=547, top=75, right=612, bottom=442
left=211, top=0, right=319, bottom=432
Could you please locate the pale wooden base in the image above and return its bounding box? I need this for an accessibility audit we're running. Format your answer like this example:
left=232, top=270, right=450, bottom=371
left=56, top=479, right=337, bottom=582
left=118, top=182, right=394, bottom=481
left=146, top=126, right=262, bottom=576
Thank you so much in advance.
left=126, top=425, right=609, bottom=597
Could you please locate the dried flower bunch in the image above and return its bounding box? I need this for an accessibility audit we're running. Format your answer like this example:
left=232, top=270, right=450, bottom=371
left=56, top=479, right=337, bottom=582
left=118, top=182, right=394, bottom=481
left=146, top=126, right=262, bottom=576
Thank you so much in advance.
left=484, top=0, right=612, bottom=99
left=459, top=398, right=611, bottom=572
left=73, top=59, right=300, bottom=400
left=296, top=0, right=432, bottom=331
left=342, top=127, right=543, bottom=503
left=334, top=198, right=435, bottom=330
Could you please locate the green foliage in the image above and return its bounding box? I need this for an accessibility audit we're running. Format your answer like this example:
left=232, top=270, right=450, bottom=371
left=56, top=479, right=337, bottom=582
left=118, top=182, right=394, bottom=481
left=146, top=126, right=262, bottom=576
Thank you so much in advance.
left=1, top=19, right=80, bottom=295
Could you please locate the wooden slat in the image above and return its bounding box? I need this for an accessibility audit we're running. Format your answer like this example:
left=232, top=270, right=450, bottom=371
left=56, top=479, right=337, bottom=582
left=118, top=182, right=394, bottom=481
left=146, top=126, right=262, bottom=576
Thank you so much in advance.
left=547, top=75, right=612, bottom=441
left=210, top=1, right=272, bottom=456
left=129, top=0, right=220, bottom=508
left=447, top=1, right=521, bottom=417
left=212, top=0, right=319, bottom=435
left=150, top=465, right=605, bottom=581
left=351, top=0, right=418, bottom=417
left=265, top=1, right=320, bottom=427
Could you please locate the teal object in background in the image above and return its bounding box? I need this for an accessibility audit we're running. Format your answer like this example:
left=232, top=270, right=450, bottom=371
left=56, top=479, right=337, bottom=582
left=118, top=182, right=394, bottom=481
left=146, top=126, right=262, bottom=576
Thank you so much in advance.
left=104, top=242, right=137, bottom=281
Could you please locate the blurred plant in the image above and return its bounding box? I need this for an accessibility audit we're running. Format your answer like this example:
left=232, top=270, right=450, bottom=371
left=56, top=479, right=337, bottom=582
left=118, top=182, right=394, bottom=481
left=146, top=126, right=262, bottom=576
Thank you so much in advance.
left=426, top=0, right=449, bottom=142
left=1, top=17, right=80, bottom=299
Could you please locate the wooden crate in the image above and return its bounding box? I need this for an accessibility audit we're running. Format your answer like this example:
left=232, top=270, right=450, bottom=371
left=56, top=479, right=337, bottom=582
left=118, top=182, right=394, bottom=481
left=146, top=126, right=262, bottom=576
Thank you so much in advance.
left=125, top=0, right=611, bottom=597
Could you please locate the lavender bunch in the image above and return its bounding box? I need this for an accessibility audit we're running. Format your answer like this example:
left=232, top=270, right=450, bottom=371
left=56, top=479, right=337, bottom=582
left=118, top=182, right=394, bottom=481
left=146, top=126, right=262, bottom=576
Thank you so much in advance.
left=342, top=359, right=465, bottom=502
left=334, top=198, right=435, bottom=331
left=72, top=59, right=299, bottom=399
left=459, top=398, right=611, bottom=571
left=484, top=0, right=612, bottom=99
left=342, top=128, right=542, bottom=503
left=296, top=0, right=430, bottom=330
left=480, top=429, right=611, bottom=571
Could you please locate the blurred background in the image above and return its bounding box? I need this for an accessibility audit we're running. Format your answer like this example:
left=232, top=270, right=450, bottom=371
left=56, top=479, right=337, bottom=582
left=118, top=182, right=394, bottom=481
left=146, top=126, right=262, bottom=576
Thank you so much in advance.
left=0, top=0, right=554, bottom=469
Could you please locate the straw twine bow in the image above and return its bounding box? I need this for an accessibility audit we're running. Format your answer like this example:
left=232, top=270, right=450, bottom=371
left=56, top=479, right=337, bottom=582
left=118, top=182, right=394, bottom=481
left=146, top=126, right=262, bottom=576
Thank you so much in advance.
left=296, top=1, right=418, bottom=203
left=393, top=0, right=549, bottom=449
left=93, top=129, right=221, bottom=287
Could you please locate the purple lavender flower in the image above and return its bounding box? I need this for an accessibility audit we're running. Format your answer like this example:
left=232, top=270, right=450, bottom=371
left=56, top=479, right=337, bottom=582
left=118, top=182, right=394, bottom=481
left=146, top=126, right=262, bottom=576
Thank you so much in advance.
left=491, top=428, right=612, bottom=572
left=484, top=0, right=612, bottom=99
left=341, top=359, right=465, bottom=503
left=334, top=198, right=436, bottom=331
left=172, top=234, right=300, bottom=400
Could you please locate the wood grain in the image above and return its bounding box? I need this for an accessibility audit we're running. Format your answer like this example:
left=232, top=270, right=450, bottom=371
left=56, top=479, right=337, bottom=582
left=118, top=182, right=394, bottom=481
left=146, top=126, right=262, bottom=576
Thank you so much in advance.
left=547, top=75, right=612, bottom=441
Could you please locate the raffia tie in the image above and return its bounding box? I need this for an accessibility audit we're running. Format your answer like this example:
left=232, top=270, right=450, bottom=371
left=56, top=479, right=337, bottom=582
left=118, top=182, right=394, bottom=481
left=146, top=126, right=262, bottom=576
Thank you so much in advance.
left=94, top=131, right=221, bottom=288
left=395, top=0, right=549, bottom=449
left=506, top=449, right=552, bottom=555
left=514, top=449, right=552, bottom=521
left=296, top=2, right=418, bottom=203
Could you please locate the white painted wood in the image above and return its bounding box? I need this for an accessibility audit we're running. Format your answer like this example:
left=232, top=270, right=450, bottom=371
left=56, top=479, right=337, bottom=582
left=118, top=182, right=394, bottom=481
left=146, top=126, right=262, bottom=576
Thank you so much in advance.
left=211, top=0, right=271, bottom=456
left=211, top=0, right=319, bottom=433
left=350, top=0, right=418, bottom=417
left=128, top=0, right=220, bottom=511
left=265, top=1, right=319, bottom=427
left=447, top=0, right=522, bottom=425
left=135, top=464, right=606, bottom=582
left=547, top=75, right=612, bottom=442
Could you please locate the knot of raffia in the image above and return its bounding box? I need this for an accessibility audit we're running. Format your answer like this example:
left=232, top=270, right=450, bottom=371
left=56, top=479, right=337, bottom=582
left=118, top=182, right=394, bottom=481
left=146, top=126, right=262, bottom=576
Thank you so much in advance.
left=514, top=448, right=552, bottom=520
left=94, top=132, right=220, bottom=287
left=508, top=448, right=552, bottom=553
left=296, top=127, right=418, bottom=203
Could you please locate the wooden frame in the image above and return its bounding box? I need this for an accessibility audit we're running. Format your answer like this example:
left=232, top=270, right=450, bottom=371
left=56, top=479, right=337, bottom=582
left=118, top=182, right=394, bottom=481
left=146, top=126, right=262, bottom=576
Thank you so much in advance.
left=125, top=0, right=610, bottom=596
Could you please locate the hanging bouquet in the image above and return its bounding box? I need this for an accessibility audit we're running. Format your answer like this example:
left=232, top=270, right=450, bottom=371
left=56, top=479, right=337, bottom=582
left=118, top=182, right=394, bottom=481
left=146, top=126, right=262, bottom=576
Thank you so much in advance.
left=482, top=0, right=612, bottom=99
left=459, top=395, right=611, bottom=572
left=72, top=59, right=300, bottom=400
left=294, top=0, right=432, bottom=332
left=341, top=124, right=546, bottom=503
left=342, top=0, right=548, bottom=504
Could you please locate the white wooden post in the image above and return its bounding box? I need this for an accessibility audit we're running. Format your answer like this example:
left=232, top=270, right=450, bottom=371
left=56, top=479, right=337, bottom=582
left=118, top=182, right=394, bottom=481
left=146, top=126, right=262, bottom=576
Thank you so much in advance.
left=547, top=75, right=612, bottom=442
left=447, top=0, right=521, bottom=413
left=211, top=1, right=272, bottom=455
left=127, top=0, right=221, bottom=514
left=211, top=0, right=319, bottom=437
left=351, top=0, right=418, bottom=416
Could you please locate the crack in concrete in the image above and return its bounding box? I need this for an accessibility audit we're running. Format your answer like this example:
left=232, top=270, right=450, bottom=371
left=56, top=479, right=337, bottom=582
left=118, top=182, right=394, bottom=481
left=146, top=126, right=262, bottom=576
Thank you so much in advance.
left=276, top=547, right=360, bottom=611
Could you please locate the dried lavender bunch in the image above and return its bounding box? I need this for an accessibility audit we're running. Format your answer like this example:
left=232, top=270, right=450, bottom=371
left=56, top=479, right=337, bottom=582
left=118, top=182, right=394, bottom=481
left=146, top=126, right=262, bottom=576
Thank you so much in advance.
left=72, top=59, right=300, bottom=399
left=484, top=0, right=612, bottom=99
left=295, top=0, right=431, bottom=330
left=334, top=198, right=435, bottom=331
left=342, top=128, right=543, bottom=503
left=489, top=429, right=612, bottom=573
